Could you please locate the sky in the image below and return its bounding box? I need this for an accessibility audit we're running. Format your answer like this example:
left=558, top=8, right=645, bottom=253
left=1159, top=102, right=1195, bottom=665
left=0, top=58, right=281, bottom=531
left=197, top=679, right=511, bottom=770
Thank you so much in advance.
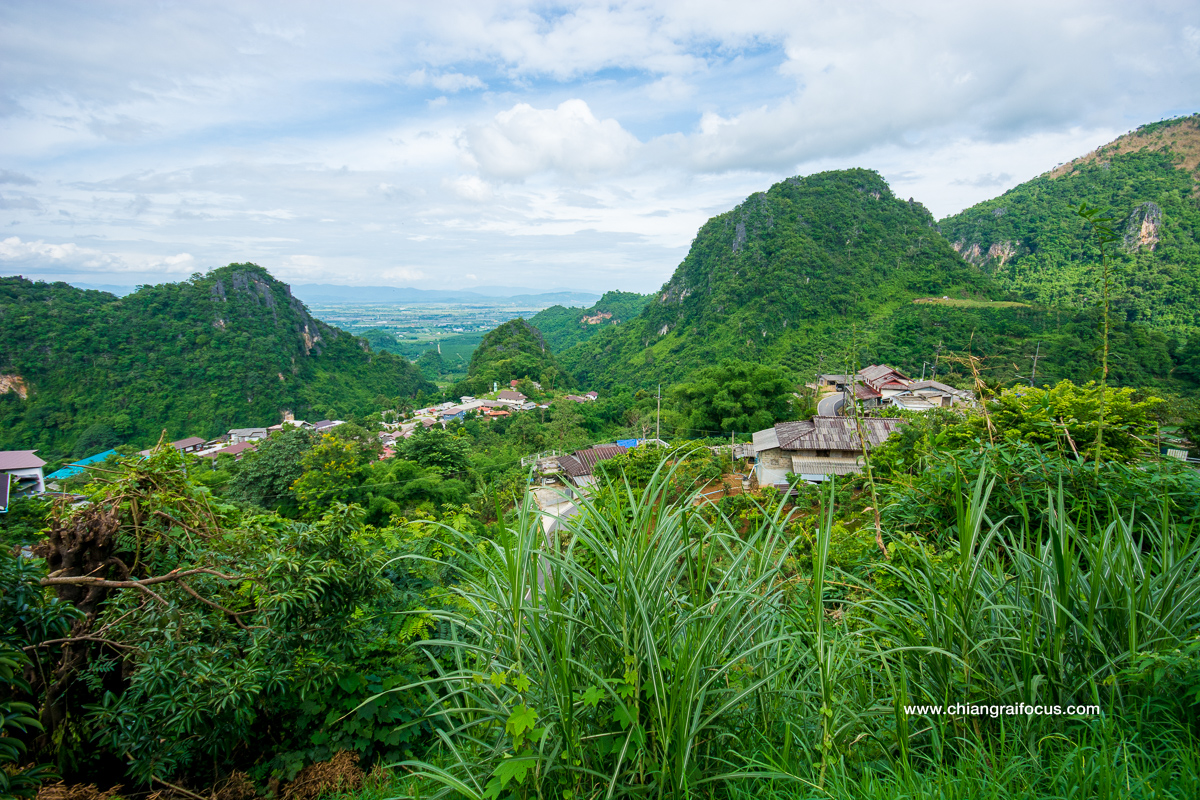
left=1, top=1, right=1198, bottom=294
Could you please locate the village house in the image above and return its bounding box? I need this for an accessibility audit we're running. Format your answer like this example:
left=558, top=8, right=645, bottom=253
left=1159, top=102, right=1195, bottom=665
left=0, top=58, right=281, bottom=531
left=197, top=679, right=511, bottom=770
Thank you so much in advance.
left=137, top=436, right=208, bottom=457
left=751, top=417, right=904, bottom=486
left=556, top=444, right=627, bottom=488
left=228, top=428, right=268, bottom=444
left=890, top=380, right=975, bottom=410
left=496, top=390, right=527, bottom=406
left=198, top=441, right=258, bottom=460
left=0, top=450, right=46, bottom=495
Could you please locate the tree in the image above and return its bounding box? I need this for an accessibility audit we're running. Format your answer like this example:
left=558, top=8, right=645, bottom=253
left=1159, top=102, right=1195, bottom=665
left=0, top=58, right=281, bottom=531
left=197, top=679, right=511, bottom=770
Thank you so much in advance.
left=292, top=434, right=369, bottom=514
left=397, top=427, right=472, bottom=475
left=671, top=361, right=794, bottom=436
left=18, top=446, right=390, bottom=787
left=548, top=400, right=589, bottom=450
left=71, top=422, right=121, bottom=459
left=416, top=349, right=445, bottom=381
left=226, top=428, right=315, bottom=512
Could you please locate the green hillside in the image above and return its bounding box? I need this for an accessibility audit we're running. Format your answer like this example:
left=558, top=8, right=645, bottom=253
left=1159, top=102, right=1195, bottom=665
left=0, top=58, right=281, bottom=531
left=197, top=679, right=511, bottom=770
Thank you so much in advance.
left=529, top=290, right=652, bottom=352
left=939, top=114, right=1200, bottom=341
left=557, top=168, right=1189, bottom=394
left=0, top=264, right=434, bottom=463
left=452, top=318, right=570, bottom=395
left=561, top=169, right=996, bottom=386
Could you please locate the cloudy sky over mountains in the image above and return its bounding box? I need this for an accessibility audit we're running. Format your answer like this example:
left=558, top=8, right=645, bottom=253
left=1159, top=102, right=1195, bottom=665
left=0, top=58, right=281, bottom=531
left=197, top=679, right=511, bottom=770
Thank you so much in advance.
left=1, top=1, right=1198, bottom=292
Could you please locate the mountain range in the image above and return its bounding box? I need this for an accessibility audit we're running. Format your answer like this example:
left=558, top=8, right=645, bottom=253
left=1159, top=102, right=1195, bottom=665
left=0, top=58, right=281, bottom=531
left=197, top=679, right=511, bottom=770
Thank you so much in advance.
left=542, top=116, right=1200, bottom=394
left=0, top=264, right=433, bottom=464
left=288, top=284, right=600, bottom=307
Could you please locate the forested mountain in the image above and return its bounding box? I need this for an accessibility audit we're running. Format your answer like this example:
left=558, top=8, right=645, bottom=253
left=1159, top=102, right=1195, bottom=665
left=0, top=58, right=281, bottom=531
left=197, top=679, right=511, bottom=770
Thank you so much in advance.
left=939, top=114, right=1200, bottom=343
left=452, top=318, right=570, bottom=395
left=529, top=290, right=652, bottom=352
left=0, top=264, right=433, bottom=463
left=556, top=168, right=1185, bottom=392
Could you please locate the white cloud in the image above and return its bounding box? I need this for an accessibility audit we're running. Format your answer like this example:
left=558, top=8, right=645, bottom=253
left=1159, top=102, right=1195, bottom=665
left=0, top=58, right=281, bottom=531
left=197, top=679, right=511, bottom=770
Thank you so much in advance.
left=0, top=236, right=194, bottom=275
left=446, top=174, right=494, bottom=202
left=467, top=99, right=640, bottom=180
left=0, top=1, right=1197, bottom=292
left=406, top=68, right=486, bottom=92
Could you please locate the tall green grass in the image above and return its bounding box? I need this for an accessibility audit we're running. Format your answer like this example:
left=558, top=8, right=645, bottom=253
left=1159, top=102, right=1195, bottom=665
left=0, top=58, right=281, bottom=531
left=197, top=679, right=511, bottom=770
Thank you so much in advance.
left=383, top=455, right=1200, bottom=799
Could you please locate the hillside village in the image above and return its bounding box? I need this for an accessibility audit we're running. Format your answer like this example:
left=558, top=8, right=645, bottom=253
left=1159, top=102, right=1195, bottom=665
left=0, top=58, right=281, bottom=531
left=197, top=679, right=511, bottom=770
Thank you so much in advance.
left=0, top=364, right=982, bottom=510
left=4, top=112, right=1200, bottom=799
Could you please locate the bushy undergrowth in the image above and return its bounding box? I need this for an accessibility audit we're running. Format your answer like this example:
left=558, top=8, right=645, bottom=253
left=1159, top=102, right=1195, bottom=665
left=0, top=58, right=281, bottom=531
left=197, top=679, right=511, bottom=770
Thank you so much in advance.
left=395, top=453, right=1199, bottom=799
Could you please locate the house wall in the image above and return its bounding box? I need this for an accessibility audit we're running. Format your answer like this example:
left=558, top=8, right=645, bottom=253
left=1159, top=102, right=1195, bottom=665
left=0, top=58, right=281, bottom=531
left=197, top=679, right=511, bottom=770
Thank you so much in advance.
left=4, top=467, right=45, bottom=495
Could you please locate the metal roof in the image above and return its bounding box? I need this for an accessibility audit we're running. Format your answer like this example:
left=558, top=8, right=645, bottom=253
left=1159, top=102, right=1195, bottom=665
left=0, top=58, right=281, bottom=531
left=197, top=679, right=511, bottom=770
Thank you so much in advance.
left=777, top=417, right=903, bottom=451
left=752, top=427, right=781, bottom=452
left=557, top=445, right=626, bottom=478
left=774, top=420, right=816, bottom=449
left=854, top=384, right=882, bottom=400
left=171, top=436, right=206, bottom=449
left=791, top=459, right=863, bottom=475
left=858, top=364, right=909, bottom=385
left=0, top=450, right=45, bottom=470
left=906, top=380, right=974, bottom=398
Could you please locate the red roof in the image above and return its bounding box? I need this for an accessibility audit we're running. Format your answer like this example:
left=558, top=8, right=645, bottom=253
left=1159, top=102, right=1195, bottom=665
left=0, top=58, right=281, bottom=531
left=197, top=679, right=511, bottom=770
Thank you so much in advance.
left=854, top=384, right=882, bottom=400
left=198, top=442, right=257, bottom=458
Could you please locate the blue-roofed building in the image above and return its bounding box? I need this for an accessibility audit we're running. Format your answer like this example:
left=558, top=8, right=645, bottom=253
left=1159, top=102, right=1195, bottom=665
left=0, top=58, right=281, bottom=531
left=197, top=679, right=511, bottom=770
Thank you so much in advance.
left=46, top=449, right=119, bottom=482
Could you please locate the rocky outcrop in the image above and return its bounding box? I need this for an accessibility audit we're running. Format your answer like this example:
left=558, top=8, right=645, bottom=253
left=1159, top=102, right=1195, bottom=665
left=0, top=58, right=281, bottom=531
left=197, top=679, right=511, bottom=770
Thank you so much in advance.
left=0, top=373, right=28, bottom=400
left=1123, top=201, right=1162, bottom=252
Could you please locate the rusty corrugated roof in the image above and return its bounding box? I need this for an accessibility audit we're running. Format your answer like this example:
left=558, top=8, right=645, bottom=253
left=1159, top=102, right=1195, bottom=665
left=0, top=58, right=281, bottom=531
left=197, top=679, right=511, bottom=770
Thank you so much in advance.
left=556, top=445, right=627, bottom=478
left=775, top=417, right=903, bottom=451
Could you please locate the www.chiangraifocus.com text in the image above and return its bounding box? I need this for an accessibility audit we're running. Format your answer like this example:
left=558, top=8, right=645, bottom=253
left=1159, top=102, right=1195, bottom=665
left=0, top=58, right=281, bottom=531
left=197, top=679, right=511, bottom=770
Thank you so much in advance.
left=904, top=703, right=1100, bottom=718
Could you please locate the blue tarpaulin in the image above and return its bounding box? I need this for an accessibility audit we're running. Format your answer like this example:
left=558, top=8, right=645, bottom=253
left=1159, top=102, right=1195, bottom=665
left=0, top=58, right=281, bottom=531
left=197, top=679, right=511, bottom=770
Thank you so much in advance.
left=46, top=449, right=119, bottom=481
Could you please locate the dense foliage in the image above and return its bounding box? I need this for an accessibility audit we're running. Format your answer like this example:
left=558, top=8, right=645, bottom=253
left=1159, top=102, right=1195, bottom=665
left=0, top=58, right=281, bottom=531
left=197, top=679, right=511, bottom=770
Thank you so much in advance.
left=452, top=318, right=571, bottom=396
left=939, top=114, right=1200, bottom=342
left=671, top=360, right=796, bottom=436
left=0, top=265, right=433, bottom=465
left=555, top=166, right=1196, bottom=401
left=528, top=290, right=652, bottom=353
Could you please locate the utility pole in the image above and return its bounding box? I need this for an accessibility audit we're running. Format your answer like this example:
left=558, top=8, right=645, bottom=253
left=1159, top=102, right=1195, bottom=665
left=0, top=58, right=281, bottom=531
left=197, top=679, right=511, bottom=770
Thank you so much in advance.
left=1029, top=342, right=1041, bottom=387
left=656, top=384, right=661, bottom=443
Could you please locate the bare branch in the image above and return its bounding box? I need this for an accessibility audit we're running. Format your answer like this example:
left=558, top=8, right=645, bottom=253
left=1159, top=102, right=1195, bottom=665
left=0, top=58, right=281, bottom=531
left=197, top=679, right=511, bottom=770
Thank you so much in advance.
left=23, top=635, right=137, bottom=652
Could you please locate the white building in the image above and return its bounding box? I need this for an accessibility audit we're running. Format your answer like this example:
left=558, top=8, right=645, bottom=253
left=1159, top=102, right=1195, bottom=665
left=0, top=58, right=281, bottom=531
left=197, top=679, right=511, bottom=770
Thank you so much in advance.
left=0, top=451, right=46, bottom=495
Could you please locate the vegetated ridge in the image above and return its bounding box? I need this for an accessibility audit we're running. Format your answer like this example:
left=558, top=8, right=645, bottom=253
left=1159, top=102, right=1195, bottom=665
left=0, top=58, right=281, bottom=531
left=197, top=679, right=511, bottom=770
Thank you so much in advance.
left=558, top=168, right=1187, bottom=392
left=939, top=114, right=1200, bottom=349
left=452, top=318, right=571, bottom=395
left=0, top=264, right=434, bottom=463
left=529, top=290, right=652, bottom=353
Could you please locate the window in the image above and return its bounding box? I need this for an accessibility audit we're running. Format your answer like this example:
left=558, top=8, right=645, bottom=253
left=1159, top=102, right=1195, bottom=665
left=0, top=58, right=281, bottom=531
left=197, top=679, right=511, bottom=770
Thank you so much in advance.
left=815, top=449, right=830, bottom=458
